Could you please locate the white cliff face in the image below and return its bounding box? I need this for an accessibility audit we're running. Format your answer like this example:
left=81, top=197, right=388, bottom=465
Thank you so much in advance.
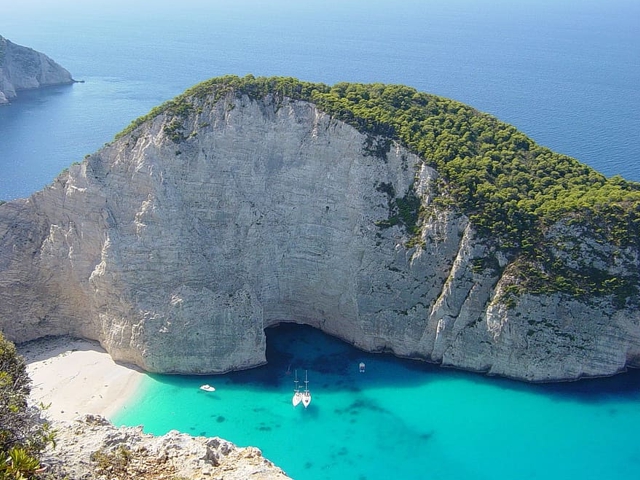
left=0, top=35, right=74, bottom=104
left=1, top=91, right=639, bottom=381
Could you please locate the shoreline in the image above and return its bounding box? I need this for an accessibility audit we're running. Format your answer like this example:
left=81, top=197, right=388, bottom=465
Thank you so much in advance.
left=18, top=336, right=145, bottom=422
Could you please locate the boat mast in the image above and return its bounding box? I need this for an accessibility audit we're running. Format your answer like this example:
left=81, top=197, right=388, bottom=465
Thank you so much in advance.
left=301, top=369, right=312, bottom=408
left=292, top=370, right=303, bottom=407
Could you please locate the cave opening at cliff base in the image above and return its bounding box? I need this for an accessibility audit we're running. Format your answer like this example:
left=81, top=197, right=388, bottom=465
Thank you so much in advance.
left=260, top=322, right=439, bottom=391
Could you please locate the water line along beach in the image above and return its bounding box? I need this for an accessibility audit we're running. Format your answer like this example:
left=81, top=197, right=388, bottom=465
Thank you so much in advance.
left=19, top=336, right=144, bottom=422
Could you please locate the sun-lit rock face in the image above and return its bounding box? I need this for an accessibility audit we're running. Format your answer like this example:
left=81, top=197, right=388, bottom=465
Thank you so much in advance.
left=1, top=89, right=639, bottom=381
left=43, top=414, right=290, bottom=479
left=0, top=35, right=74, bottom=104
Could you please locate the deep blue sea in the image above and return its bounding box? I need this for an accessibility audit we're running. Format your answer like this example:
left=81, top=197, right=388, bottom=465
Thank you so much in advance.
left=0, top=0, right=639, bottom=200
left=2, top=1, right=640, bottom=478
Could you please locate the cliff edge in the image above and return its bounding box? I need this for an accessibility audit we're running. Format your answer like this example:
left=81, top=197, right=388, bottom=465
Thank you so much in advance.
left=1, top=76, right=639, bottom=382
left=0, top=35, right=74, bottom=104
left=42, top=414, right=290, bottom=479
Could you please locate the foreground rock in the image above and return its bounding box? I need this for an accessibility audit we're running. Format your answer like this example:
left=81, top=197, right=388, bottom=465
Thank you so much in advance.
left=0, top=35, right=74, bottom=104
left=43, top=415, right=290, bottom=480
left=1, top=77, right=639, bottom=382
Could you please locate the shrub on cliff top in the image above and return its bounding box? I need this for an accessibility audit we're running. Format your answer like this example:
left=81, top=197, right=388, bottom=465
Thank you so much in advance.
left=114, top=75, right=640, bottom=301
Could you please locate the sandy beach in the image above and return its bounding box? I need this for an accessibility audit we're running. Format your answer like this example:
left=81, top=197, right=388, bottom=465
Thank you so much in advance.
left=18, top=337, right=145, bottom=422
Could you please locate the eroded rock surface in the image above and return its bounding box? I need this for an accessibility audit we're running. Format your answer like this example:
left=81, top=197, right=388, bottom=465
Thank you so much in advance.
left=1, top=88, right=639, bottom=382
left=42, top=415, right=290, bottom=480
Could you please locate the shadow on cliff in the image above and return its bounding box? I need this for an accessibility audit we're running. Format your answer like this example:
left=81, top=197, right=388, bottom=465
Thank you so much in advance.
left=2, top=82, right=75, bottom=110
left=148, top=323, right=442, bottom=393
left=265, top=323, right=640, bottom=404
left=148, top=323, right=640, bottom=405
left=18, top=335, right=105, bottom=364
left=529, top=367, right=640, bottom=404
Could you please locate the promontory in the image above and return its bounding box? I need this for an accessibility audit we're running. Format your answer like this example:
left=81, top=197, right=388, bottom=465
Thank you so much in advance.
left=0, top=35, right=74, bottom=104
left=1, top=75, right=639, bottom=382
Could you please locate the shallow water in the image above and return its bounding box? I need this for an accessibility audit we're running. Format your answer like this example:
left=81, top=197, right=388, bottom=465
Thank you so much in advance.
left=113, top=324, right=640, bottom=480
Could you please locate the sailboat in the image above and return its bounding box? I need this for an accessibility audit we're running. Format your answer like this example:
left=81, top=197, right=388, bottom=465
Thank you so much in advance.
left=292, top=370, right=302, bottom=407
left=301, top=370, right=312, bottom=408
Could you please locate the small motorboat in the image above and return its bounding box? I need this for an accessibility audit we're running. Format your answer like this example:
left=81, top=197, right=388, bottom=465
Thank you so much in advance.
left=200, top=384, right=216, bottom=392
left=359, top=362, right=366, bottom=373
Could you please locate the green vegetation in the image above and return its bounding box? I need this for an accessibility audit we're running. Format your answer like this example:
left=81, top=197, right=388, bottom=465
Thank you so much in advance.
left=163, top=119, right=187, bottom=144
left=115, top=75, right=640, bottom=302
left=0, top=333, right=55, bottom=479
left=114, top=90, right=196, bottom=141
left=90, top=446, right=131, bottom=476
left=375, top=182, right=422, bottom=240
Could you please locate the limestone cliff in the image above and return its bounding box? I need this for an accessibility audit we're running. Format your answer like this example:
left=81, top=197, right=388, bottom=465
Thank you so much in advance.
left=1, top=76, right=639, bottom=382
left=0, top=35, right=74, bottom=104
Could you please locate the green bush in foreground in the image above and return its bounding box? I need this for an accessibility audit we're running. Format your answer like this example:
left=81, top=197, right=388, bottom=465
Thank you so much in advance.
left=0, top=333, right=55, bottom=479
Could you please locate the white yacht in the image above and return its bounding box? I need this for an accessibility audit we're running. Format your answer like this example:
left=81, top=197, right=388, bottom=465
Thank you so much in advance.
left=301, top=370, right=312, bottom=408
left=292, top=370, right=302, bottom=407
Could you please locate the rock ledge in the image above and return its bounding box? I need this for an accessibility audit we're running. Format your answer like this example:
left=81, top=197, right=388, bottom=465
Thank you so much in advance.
left=42, top=414, right=290, bottom=480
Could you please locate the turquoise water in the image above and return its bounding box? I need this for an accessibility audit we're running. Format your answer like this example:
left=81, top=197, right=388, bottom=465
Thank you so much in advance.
left=113, top=324, right=640, bottom=480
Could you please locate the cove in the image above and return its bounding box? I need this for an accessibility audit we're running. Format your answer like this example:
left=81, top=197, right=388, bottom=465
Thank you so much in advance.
left=113, top=324, right=640, bottom=480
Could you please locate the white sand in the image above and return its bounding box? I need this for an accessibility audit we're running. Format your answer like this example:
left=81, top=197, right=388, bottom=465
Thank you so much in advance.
left=19, top=337, right=145, bottom=422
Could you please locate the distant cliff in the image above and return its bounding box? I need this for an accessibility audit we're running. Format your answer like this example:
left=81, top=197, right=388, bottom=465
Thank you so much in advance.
left=1, top=76, right=639, bottom=382
left=0, top=35, right=74, bottom=104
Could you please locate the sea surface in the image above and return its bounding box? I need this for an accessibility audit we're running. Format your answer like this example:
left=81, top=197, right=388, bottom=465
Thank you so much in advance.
left=114, top=324, right=640, bottom=480
left=2, top=1, right=640, bottom=478
left=0, top=0, right=639, bottom=200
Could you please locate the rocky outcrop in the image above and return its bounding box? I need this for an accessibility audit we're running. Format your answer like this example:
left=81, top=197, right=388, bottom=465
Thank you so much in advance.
left=0, top=35, right=74, bottom=104
left=42, top=414, right=290, bottom=479
left=1, top=83, right=639, bottom=382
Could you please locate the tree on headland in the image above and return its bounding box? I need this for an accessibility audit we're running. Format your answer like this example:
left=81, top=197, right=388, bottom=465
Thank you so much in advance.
left=114, top=75, right=640, bottom=302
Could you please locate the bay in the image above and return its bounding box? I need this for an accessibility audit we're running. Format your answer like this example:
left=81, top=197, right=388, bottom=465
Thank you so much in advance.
left=2, top=1, right=640, bottom=479
left=114, top=324, right=640, bottom=480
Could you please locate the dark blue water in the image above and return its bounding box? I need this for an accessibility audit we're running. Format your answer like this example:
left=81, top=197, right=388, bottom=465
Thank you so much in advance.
left=1, top=0, right=639, bottom=200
